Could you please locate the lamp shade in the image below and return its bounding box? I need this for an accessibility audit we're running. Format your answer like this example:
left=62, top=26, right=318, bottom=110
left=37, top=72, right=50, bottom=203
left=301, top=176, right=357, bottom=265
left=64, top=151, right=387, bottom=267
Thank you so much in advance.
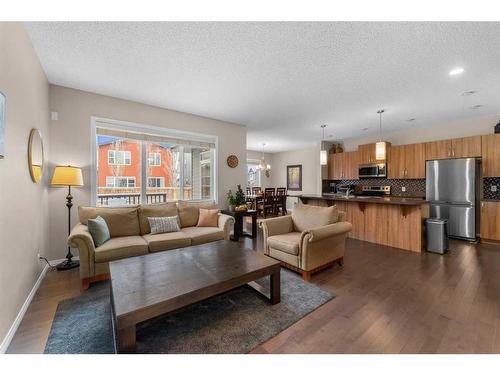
left=51, top=165, right=84, bottom=186
left=320, top=150, right=328, bottom=165
left=375, top=141, right=387, bottom=161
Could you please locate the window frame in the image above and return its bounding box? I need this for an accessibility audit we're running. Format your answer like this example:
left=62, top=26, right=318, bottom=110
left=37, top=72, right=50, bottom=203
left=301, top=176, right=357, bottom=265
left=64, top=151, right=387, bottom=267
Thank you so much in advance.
left=105, top=176, right=136, bottom=188
left=91, top=117, right=218, bottom=206
left=148, top=152, right=161, bottom=166
left=107, top=149, right=132, bottom=165
left=147, top=176, right=165, bottom=188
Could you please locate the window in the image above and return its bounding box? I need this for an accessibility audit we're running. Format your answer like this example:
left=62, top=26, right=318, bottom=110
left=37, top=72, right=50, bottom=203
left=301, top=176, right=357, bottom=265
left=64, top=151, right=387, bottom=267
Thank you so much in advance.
left=247, top=162, right=260, bottom=188
left=148, top=152, right=161, bottom=166
left=147, top=177, right=164, bottom=188
left=106, top=176, right=136, bottom=188
left=108, top=150, right=131, bottom=165
left=93, top=119, right=216, bottom=207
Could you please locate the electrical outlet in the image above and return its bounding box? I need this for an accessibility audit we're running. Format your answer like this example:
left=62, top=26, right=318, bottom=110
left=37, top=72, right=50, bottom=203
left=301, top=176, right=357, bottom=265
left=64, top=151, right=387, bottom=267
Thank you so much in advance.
left=401, top=186, right=406, bottom=192
left=491, top=185, right=498, bottom=192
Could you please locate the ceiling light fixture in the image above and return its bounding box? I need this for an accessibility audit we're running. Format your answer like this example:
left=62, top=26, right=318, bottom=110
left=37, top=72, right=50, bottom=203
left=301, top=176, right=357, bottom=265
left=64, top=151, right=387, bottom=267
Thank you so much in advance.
left=375, top=109, right=387, bottom=161
left=406, top=118, right=416, bottom=122
left=320, top=124, right=328, bottom=166
left=471, top=104, right=483, bottom=109
left=461, top=90, right=476, bottom=96
left=449, top=67, right=464, bottom=76
left=257, top=143, right=271, bottom=171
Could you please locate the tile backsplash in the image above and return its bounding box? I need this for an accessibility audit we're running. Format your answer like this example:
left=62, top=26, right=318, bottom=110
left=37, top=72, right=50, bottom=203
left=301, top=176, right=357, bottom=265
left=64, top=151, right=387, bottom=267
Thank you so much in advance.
left=330, top=178, right=426, bottom=198
left=483, top=177, right=500, bottom=200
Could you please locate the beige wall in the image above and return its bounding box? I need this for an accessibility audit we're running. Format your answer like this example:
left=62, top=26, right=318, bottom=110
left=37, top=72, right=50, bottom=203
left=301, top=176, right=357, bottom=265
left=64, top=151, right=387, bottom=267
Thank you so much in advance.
left=342, top=114, right=499, bottom=151
left=0, top=23, right=50, bottom=348
left=48, top=85, right=246, bottom=261
left=270, top=145, right=322, bottom=209
left=246, top=150, right=273, bottom=188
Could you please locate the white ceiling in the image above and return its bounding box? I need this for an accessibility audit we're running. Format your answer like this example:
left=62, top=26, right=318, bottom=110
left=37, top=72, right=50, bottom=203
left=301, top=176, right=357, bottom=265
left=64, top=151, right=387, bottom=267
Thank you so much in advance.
left=25, top=22, right=500, bottom=152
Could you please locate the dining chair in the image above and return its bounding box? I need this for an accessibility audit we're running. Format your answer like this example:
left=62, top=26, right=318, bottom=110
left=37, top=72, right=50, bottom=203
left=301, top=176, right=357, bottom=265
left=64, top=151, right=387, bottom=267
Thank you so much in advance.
left=257, top=191, right=275, bottom=218
left=275, top=187, right=287, bottom=215
left=252, top=187, right=262, bottom=195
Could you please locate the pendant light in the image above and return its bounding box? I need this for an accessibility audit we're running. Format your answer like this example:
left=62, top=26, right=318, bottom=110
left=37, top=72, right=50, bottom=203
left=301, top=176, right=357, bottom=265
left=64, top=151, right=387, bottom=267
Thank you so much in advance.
left=257, top=143, right=271, bottom=171
left=375, top=109, right=387, bottom=161
left=320, top=124, right=328, bottom=165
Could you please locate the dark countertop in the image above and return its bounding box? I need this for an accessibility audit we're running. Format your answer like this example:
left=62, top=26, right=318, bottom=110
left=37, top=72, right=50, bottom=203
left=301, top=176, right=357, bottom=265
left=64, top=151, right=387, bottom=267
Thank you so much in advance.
left=298, top=194, right=427, bottom=206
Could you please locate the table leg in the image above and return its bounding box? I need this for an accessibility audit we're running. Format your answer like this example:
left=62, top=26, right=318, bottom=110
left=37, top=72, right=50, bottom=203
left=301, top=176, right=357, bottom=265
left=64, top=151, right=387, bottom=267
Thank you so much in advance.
left=251, top=214, right=257, bottom=238
left=118, top=325, right=136, bottom=353
left=270, top=270, right=280, bottom=305
left=232, top=215, right=242, bottom=241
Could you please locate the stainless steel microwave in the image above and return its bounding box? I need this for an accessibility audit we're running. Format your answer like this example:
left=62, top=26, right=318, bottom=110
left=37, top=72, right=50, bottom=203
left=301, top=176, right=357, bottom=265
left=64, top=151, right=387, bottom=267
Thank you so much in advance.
left=358, top=163, right=387, bottom=178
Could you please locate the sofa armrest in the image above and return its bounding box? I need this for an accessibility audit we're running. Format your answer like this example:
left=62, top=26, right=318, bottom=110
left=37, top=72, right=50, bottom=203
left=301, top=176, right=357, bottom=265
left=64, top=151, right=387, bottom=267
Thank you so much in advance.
left=68, top=223, right=96, bottom=279
left=303, top=221, right=352, bottom=243
left=218, top=213, right=235, bottom=241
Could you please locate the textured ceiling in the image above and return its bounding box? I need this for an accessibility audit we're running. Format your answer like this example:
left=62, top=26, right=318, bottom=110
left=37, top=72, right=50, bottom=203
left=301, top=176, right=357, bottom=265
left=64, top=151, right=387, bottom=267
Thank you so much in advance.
left=25, top=22, right=500, bottom=152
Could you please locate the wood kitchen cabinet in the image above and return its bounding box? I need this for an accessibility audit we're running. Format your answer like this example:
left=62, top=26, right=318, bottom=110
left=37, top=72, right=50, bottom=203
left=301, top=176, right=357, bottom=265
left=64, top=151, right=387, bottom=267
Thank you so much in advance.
left=358, top=143, right=390, bottom=164
left=328, top=151, right=358, bottom=180
left=425, top=136, right=482, bottom=160
left=452, top=136, right=482, bottom=158
left=482, top=134, right=500, bottom=177
left=481, top=201, right=500, bottom=241
left=389, top=143, right=425, bottom=179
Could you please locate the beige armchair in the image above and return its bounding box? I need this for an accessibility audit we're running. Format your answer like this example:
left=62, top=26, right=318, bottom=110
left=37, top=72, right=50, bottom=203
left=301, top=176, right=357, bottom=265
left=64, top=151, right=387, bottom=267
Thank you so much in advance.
left=260, top=203, right=352, bottom=281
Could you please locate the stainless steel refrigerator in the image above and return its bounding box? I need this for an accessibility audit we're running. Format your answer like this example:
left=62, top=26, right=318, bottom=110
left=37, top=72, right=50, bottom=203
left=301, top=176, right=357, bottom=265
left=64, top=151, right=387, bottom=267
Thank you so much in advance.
left=426, top=158, right=480, bottom=241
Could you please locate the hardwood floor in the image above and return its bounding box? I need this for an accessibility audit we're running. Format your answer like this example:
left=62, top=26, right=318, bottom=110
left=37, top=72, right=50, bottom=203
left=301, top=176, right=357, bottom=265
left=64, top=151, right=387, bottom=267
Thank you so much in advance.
left=7, top=221, right=500, bottom=354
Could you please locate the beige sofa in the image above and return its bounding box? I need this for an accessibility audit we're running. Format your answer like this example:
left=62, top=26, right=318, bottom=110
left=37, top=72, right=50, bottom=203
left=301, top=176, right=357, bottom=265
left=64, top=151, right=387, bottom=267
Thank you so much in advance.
left=68, top=201, right=234, bottom=289
left=260, top=202, right=352, bottom=281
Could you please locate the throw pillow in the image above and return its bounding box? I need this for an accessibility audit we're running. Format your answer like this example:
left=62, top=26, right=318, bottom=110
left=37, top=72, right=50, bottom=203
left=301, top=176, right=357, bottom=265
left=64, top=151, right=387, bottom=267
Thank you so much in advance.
left=148, top=216, right=180, bottom=234
left=197, top=208, right=219, bottom=227
left=87, top=216, right=111, bottom=247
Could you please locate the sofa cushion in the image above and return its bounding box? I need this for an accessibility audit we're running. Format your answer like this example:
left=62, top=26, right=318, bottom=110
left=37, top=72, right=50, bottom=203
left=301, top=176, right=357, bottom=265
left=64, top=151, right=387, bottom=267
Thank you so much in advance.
left=181, top=226, right=224, bottom=245
left=78, top=206, right=141, bottom=237
left=267, top=232, right=302, bottom=256
left=87, top=216, right=110, bottom=247
left=148, top=216, right=181, bottom=234
left=94, top=236, right=148, bottom=263
left=292, top=202, right=339, bottom=232
left=143, top=232, right=192, bottom=252
left=197, top=208, right=219, bottom=227
left=138, top=202, right=179, bottom=234
left=178, top=200, right=216, bottom=228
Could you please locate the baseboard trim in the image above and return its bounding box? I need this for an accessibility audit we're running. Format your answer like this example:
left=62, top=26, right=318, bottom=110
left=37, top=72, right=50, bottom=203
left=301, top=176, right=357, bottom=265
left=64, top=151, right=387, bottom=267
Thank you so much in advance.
left=0, top=263, right=49, bottom=353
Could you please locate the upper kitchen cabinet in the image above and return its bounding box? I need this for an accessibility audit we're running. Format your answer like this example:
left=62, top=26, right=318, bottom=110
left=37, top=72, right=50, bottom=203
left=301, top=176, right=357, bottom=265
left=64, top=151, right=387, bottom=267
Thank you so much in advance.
left=328, top=151, right=358, bottom=180
left=482, top=133, right=500, bottom=177
left=389, top=143, right=425, bottom=179
left=451, top=136, right=482, bottom=158
left=425, top=139, right=452, bottom=160
left=425, top=136, right=482, bottom=160
left=358, top=142, right=390, bottom=164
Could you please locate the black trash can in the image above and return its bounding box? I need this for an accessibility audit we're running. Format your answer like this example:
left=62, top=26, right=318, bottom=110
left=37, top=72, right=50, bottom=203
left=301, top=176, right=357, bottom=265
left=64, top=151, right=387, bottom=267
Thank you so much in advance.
left=425, top=218, right=449, bottom=254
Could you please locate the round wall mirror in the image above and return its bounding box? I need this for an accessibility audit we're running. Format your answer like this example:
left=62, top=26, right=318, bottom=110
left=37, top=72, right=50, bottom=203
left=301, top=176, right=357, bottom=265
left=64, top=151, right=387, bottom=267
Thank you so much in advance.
left=28, top=128, right=44, bottom=183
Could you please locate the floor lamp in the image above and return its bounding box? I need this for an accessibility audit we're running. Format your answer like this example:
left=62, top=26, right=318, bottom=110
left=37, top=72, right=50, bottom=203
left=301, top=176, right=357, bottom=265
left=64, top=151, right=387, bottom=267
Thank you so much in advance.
left=51, top=165, right=84, bottom=271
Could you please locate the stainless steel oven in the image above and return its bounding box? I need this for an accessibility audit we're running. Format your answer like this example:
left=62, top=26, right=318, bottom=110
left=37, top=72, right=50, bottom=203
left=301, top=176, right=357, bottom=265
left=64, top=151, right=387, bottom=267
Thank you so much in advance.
left=358, top=163, right=387, bottom=178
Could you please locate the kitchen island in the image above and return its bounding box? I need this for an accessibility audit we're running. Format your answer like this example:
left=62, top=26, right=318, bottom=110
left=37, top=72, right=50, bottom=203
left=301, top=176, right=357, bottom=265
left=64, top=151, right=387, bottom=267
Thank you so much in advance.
left=299, top=194, right=429, bottom=252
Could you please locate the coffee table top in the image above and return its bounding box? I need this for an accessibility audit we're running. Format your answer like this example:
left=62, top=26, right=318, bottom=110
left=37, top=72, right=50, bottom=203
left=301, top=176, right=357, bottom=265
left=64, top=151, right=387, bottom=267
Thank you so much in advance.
left=110, top=240, right=280, bottom=323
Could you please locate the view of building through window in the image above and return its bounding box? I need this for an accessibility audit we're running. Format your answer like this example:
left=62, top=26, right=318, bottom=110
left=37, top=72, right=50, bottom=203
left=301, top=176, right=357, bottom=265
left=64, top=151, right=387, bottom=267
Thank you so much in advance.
left=247, top=162, right=260, bottom=188
left=96, top=134, right=213, bottom=206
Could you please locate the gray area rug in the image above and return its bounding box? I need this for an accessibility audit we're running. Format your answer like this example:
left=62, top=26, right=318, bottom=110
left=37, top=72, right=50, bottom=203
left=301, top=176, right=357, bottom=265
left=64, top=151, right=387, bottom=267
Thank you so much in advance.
left=44, top=269, right=334, bottom=354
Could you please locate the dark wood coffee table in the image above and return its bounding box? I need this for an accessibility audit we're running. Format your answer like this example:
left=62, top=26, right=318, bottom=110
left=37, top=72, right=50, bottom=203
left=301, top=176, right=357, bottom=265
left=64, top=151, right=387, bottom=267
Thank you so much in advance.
left=109, top=240, right=281, bottom=353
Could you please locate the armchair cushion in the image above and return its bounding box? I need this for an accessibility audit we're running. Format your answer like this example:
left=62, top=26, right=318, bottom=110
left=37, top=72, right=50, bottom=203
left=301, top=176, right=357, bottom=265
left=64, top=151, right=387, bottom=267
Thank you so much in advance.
left=292, top=202, right=339, bottom=232
left=94, top=235, right=148, bottom=263
left=267, top=232, right=302, bottom=255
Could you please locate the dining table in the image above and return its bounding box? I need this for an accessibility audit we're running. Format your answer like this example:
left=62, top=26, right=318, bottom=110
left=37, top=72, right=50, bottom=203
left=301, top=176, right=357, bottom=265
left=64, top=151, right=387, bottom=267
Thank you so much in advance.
left=246, top=194, right=288, bottom=215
